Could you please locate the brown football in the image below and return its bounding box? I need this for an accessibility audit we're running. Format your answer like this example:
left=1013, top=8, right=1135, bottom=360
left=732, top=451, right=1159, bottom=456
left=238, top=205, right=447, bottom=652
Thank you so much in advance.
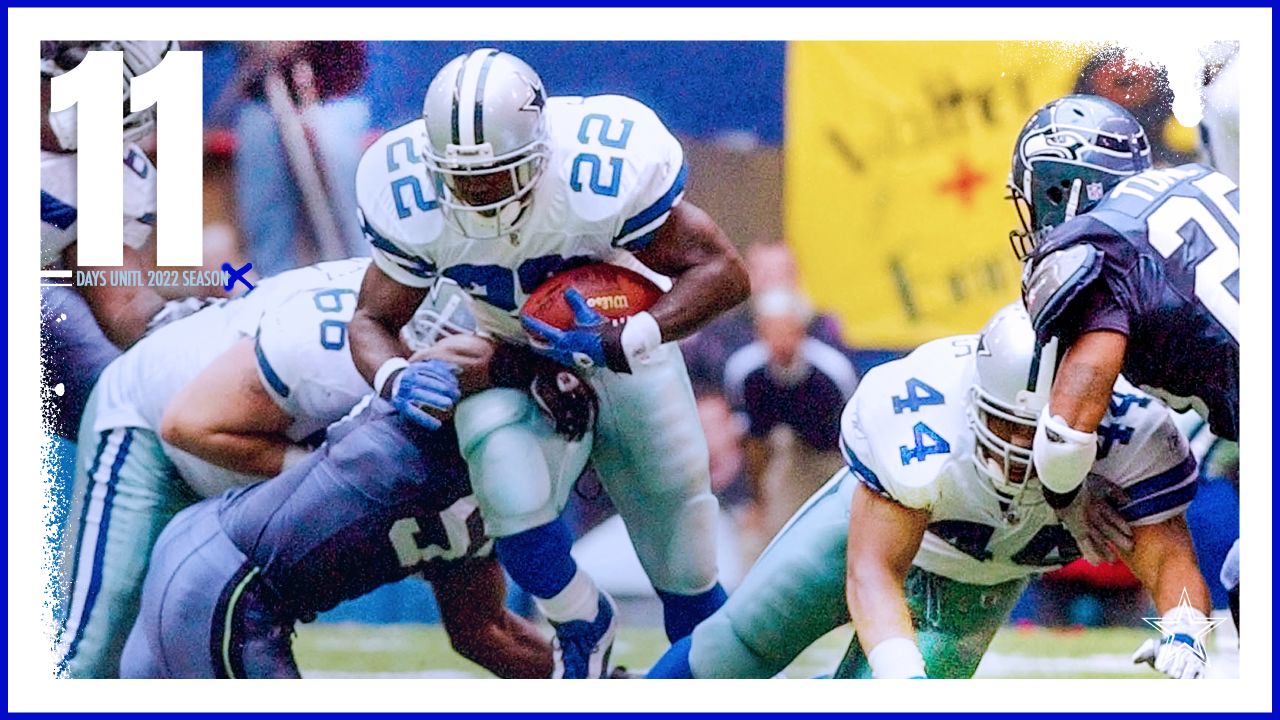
left=521, top=263, right=663, bottom=330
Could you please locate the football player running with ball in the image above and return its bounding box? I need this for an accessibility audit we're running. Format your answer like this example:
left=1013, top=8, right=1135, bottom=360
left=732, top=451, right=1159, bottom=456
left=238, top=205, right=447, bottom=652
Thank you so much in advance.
left=349, top=49, right=749, bottom=677
left=647, top=304, right=1214, bottom=680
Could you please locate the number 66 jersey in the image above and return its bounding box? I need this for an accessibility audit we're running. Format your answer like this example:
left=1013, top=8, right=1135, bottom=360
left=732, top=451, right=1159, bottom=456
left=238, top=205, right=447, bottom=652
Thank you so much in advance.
left=354, top=93, right=684, bottom=344
left=1021, top=163, right=1240, bottom=441
left=840, top=335, right=1197, bottom=586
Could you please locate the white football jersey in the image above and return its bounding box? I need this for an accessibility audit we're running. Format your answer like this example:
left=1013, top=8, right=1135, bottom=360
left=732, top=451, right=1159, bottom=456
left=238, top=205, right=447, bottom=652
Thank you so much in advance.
left=840, top=335, right=1196, bottom=586
left=91, top=259, right=370, bottom=497
left=41, top=145, right=157, bottom=268
left=253, top=258, right=374, bottom=443
left=356, top=94, right=684, bottom=344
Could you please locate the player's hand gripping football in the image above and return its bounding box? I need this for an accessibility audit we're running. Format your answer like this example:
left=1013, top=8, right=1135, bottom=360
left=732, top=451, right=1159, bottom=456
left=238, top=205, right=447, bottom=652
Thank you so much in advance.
left=521, top=289, right=628, bottom=373
left=1052, top=473, right=1134, bottom=565
left=390, top=359, right=462, bottom=431
left=530, top=368, right=598, bottom=442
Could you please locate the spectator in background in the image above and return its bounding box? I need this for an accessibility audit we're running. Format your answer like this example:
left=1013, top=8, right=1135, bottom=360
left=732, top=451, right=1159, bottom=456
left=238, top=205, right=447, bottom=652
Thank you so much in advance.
left=724, top=288, right=858, bottom=560
left=681, top=241, right=845, bottom=395
left=231, top=42, right=370, bottom=276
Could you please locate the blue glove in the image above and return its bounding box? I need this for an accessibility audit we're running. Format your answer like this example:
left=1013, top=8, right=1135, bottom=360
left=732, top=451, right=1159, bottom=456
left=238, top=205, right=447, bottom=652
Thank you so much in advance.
left=391, top=359, right=461, bottom=431
left=521, top=289, right=627, bottom=372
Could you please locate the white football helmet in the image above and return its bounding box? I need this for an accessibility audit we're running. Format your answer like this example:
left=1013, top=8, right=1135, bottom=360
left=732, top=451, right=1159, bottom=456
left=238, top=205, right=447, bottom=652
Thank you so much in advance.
left=402, top=278, right=479, bottom=352
left=420, top=48, right=551, bottom=239
left=42, top=40, right=179, bottom=150
left=969, top=302, right=1059, bottom=498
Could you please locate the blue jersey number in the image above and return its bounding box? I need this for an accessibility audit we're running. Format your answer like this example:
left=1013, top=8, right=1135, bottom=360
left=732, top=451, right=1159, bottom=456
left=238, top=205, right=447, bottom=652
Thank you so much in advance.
left=892, top=378, right=946, bottom=414
left=892, top=378, right=950, bottom=466
left=442, top=255, right=594, bottom=313
left=313, top=288, right=356, bottom=351
left=929, top=520, right=1081, bottom=567
left=1097, top=390, right=1148, bottom=459
left=570, top=114, right=633, bottom=198
left=384, top=136, right=440, bottom=219
left=900, top=422, right=951, bottom=466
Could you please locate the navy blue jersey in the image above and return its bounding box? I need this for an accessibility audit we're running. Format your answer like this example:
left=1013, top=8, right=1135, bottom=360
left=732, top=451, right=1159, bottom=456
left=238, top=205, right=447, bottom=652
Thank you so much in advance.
left=217, top=398, right=487, bottom=621
left=1023, top=163, right=1239, bottom=441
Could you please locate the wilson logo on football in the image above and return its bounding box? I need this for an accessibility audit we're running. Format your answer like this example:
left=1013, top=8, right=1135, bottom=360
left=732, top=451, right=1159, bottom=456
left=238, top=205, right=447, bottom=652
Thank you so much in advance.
left=587, top=294, right=631, bottom=312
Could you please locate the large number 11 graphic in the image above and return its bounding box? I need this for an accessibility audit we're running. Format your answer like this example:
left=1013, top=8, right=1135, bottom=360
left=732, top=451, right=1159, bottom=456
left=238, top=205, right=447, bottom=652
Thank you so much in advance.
left=49, top=50, right=203, bottom=267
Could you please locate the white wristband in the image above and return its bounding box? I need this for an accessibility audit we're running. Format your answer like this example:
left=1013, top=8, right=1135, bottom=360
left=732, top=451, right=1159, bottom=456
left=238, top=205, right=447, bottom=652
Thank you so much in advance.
left=619, top=311, right=662, bottom=365
left=1033, top=406, right=1098, bottom=494
left=374, top=357, right=410, bottom=398
left=280, top=443, right=310, bottom=472
left=867, top=637, right=926, bottom=679
left=1160, top=605, right=1210, bottom=637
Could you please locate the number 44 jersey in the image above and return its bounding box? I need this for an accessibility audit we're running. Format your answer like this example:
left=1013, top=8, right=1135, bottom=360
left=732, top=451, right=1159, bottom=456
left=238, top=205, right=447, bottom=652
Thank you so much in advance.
left=355, top=94, right=683, bottom=344
left=840, top=335, right=1197, bottom=586
left=1022, top=163, right=1240, bottom=441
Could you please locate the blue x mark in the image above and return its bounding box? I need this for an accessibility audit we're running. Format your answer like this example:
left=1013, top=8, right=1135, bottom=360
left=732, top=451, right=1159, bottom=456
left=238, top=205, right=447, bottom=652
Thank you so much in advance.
left=223, top=261, right=254, bottom=292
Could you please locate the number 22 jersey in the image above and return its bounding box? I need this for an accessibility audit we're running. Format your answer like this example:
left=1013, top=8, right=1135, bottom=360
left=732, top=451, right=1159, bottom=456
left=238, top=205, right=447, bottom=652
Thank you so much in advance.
left=355, top=94, right=684, bottom=344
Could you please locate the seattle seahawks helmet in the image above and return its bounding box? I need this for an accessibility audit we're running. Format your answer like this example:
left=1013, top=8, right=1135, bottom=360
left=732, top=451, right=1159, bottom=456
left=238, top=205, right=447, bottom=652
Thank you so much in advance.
left=969, top=303, right=1059, bottom=499
left=421, top=49, right=551, bottom=239
left=1007, top=94, right=1152, bottom=259
left=42, top=40, right=179, bottom=150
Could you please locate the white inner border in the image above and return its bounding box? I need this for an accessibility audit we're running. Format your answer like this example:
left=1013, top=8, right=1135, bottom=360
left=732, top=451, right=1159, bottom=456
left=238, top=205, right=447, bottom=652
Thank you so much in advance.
left=8, top=6, right=1272, bottom=713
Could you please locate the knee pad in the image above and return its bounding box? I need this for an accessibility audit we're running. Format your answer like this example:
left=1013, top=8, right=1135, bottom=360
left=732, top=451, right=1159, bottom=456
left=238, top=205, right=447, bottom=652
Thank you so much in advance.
left=456, top=389, right=591, bottom=537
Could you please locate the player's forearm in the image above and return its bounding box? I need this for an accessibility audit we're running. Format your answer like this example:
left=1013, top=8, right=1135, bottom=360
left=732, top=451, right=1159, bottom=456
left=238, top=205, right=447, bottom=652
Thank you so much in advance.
left=450, top=612, right=554, bottom=679
left=648, top=251, right=748, bottom=341
left=350, top=309, right=411, bottom=386
left=167, top=425, right=290, bottom=476
left=633, top=202, right=748, bottom=342
left=1125, top=519, right=1212, bottom=616
left=846, top=563, right=915, bottom=654
left=86, top=285, right=165, bottom=348
left=1048, top=331, right=1127, bottom=433
left=160, top=419, right=292, bottom=477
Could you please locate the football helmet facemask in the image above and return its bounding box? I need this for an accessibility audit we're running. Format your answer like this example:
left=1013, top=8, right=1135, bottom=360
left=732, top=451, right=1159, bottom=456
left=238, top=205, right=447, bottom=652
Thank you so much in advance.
left=402, top=278, right=479, bottom=352
left=969, top=302, right=1059, bottom=500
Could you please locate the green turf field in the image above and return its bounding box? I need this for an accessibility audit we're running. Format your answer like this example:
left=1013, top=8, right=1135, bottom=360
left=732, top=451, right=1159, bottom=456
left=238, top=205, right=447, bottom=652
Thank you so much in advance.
left=293, top=622, right=1239, bottom=679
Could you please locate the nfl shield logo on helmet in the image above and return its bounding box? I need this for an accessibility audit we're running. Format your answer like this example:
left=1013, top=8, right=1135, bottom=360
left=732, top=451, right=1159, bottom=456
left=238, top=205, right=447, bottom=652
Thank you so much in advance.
left=1086, top=182, right=1104, bottom=201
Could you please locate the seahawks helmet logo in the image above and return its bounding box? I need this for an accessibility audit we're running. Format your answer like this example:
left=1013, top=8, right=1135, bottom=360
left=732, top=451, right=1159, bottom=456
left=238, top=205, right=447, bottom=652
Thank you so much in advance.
left=1019, top=127, right=1086, bottom=166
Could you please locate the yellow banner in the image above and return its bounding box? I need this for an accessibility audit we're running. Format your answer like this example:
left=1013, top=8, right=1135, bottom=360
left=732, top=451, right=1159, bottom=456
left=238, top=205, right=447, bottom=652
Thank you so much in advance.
left=786, top=42, right=1085, bottom=348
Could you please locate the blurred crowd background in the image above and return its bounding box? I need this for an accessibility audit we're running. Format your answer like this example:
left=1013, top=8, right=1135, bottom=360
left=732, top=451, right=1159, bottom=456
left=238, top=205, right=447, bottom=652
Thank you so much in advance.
left=171, top=41, right=1237, bottom=630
